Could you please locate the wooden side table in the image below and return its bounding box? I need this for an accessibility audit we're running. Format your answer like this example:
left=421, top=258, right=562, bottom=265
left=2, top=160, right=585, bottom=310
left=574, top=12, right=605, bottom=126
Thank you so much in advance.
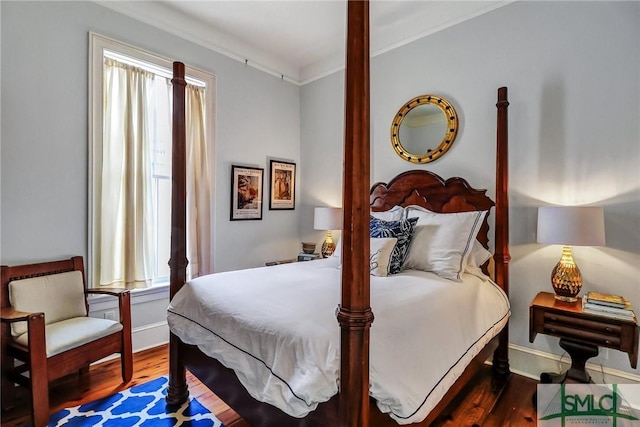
left=264, top=259, right=296, bottom=266
left=529, top=291, right=638, bottom=383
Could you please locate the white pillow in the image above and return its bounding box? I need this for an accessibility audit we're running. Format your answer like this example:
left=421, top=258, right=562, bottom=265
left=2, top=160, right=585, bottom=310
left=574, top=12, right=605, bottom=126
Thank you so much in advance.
left=404, top=206, right=487, bottom=281
left=370, top=205, right=406, bottom=221
left=467, top=241, right=492, bottom=269
left=332, top=237, right=397, bottom=277
left=370, top=237, right=397, bottom=277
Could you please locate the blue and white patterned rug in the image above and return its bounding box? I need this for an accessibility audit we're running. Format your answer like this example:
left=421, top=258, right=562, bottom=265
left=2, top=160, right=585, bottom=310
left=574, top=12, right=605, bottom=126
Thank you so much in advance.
left=41, top=376, right=224, bottom=426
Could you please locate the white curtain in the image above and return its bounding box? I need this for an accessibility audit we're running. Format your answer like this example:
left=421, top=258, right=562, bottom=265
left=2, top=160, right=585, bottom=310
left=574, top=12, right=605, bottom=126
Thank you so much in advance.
left=98, top=59, right=155, bottom=288
left=96, top=58, right=212, bottom=288
left=186, top=84, right=212, bottom=278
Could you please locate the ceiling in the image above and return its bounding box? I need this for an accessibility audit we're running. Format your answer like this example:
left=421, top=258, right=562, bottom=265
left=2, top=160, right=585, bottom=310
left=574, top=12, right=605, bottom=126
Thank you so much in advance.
left=97, top=1, right=512, bottom=85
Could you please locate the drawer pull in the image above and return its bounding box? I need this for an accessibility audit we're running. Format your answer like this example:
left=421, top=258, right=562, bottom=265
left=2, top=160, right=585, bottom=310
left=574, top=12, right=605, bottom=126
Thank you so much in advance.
left=605, top=327, right=612, bottom=332
left=605, top=340, right=612, bottom=345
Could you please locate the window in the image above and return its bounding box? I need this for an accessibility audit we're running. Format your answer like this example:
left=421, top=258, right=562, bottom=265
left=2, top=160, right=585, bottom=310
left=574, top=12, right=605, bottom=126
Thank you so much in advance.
left=89, top=33, right=214, bottom=289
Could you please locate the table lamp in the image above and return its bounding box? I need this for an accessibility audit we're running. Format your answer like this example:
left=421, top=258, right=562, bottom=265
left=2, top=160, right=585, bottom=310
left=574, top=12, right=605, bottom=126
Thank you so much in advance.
left=537, top=206, right=606, bottom=302
left=313, top=207, right=342, bottom=258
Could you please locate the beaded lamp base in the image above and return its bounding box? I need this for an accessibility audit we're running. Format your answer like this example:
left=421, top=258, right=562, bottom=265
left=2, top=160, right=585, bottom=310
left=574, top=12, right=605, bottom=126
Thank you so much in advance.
left=321, top=230, right=336, bottom=258
left=551, top=245, right=582, bottom=302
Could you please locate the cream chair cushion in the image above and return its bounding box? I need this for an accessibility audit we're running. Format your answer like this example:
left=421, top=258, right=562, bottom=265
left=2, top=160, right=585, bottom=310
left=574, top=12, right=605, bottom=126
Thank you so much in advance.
left=13, top=317, right=123, bottom=357
left=8, top=271, right=87, bottom=337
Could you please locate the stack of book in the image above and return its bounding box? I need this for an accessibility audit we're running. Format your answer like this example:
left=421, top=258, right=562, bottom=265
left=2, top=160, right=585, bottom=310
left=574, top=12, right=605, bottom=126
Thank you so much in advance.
left=297, top=252, right=321, bottom=262
left=582, top=291, right=636, bottom=321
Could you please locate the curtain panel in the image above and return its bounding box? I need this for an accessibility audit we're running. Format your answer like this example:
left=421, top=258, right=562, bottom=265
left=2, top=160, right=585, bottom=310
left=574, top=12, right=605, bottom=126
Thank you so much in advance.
left=186, top=85, right=212, bottom=279
left=95, top=59, right=212, bottom=288
left=99, top=59, right=155, bottom=288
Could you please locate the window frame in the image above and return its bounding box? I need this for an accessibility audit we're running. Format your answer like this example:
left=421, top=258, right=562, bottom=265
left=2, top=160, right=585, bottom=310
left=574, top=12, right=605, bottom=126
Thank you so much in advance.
left=88, top=32, right=215, bottom=290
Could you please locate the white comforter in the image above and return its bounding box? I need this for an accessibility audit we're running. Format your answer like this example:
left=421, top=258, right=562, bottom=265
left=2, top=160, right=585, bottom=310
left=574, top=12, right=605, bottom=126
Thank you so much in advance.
left=167, top=257, right=509, bottom=424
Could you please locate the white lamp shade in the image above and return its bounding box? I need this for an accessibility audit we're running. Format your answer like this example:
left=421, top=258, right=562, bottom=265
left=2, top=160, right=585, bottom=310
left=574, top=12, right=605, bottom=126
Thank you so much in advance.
left=537, top=206, right=605, bottom=247
left=314, top=207, right=342, bottom=231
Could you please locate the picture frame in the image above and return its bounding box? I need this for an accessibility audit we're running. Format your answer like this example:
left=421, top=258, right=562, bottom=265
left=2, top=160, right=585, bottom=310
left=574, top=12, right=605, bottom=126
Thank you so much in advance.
left=269, top=160, right=296, bottom=210
left=230, top=165, right=264, bottom=220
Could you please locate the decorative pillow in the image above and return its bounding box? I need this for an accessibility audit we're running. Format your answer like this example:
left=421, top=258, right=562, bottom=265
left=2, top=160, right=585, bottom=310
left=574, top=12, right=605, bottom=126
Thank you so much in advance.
left=467, top=241, right=492, bottom=270
left=369, top=216, right=418, bottom=274
left=370, top=205, right=406, bottom=222
left=370, top=238, right=398, bottom=277
left=404, top=207, right=487, bottom=281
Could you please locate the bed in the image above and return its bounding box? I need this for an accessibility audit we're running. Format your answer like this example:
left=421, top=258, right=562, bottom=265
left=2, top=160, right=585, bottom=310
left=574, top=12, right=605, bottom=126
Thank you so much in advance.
left=168, top=249, right=509, bottom=424
left=165, top=2, right=511, bottom=426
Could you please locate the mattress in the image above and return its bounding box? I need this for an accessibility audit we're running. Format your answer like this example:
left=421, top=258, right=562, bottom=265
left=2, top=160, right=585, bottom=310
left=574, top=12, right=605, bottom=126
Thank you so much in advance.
left=167, top=257, right=510, bottom=424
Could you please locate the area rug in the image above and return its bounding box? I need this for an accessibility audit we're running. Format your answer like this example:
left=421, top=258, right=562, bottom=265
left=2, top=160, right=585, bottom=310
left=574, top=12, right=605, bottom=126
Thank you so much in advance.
left=42, top=376, right=224, bottom=426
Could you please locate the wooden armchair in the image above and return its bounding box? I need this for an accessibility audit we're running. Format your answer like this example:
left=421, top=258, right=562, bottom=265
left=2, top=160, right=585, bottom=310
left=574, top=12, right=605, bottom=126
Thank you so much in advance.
left=0, top=256, right=133, bottom=427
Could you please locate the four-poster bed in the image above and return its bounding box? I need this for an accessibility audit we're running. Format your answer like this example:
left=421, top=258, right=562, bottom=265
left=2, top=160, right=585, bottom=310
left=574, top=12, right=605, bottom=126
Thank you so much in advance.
left=167, top=1, right=511, bottom=426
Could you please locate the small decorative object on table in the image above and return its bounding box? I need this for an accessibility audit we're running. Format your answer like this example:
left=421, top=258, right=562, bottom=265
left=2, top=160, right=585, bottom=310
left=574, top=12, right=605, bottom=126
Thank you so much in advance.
left=301, top=242, right=316, bottom=254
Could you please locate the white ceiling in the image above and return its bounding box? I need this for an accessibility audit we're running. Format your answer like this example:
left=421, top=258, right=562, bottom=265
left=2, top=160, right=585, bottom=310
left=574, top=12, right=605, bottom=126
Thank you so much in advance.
left=97, top=1, right=512, bottom=85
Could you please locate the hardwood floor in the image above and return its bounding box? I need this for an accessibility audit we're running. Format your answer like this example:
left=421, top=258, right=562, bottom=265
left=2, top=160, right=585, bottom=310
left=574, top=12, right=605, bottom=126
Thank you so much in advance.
left=1, top=344, right=538, bottom=426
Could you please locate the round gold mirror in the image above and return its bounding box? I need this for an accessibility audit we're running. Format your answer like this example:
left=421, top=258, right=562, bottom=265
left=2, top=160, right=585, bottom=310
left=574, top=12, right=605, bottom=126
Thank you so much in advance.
left=390, top=95, right=459, bottom=163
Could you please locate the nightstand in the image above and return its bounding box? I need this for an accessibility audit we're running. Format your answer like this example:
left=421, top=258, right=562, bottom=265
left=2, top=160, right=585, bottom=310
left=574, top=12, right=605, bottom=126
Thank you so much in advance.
left=265, top=253, right=321, bottom=266
left=529, top=291, right=638, bottom=383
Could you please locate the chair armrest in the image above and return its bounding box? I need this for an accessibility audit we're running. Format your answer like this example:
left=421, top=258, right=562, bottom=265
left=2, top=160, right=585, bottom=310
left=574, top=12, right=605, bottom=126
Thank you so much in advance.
left=0, top=307, right=41, bottom=323
left=1, top=307, right=46, bottom=360
left=86, top=289, right=131, bottom=330
left=86, top=288, right=130, bottom=297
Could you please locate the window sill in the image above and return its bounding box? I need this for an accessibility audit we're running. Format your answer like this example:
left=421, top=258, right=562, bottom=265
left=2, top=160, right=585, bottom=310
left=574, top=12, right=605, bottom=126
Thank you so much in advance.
left=88, top=283, right=169, bottom=311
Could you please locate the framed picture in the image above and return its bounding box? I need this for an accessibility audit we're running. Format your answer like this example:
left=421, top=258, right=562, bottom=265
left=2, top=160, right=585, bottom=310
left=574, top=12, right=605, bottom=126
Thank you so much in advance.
left=230, top=165, right=264, bottom=220
left=269, top=160, right=296, bottom=210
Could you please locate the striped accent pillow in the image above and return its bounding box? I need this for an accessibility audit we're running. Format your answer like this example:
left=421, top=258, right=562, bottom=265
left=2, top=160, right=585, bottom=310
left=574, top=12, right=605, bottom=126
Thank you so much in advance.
left=404, top=206, right=487, bottom=281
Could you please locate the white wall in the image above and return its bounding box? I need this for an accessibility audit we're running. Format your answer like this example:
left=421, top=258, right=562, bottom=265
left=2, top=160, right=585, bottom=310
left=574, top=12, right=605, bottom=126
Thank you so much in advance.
left=0, top=1, right=302, bottom=272
left=300, top=1, right=640, bottom=377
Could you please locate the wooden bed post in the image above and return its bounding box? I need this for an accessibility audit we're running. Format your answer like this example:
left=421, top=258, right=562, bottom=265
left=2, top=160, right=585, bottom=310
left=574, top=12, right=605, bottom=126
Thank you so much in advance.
left=492, top=86, right=511, bottom=378
left=167, top=61, right=190, bottom=406
left=337, top=1, right=373, bottom=427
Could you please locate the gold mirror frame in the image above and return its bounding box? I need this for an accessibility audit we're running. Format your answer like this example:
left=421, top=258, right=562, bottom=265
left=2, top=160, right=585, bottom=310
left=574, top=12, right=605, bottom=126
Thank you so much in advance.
left=390, top=95, right=459, bottom=163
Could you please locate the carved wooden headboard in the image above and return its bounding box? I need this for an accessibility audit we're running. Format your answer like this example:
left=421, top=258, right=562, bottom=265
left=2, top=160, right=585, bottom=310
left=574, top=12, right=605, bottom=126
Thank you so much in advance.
left=369, top=170, right=495, bottom=248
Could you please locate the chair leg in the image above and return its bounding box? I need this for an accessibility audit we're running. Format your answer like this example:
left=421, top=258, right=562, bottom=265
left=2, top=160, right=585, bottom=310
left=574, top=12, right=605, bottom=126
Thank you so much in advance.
left=121, top=344, right=133, bottom=383
left=119, top=291, right=133, bottom=383
left=28, top=313, right=49, bottom=427
left=1, top=356, right=16, bottom=411
left=31, top=386, right=50, bottom=427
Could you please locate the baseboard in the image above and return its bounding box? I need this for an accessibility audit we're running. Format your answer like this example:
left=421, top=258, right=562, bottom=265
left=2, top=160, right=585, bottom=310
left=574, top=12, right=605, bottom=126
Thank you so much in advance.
left=93, top=321, right=169, bottom=364
left=132, top=321, right=169, bottom=352
left=508, top=343, right=640, bottom=384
